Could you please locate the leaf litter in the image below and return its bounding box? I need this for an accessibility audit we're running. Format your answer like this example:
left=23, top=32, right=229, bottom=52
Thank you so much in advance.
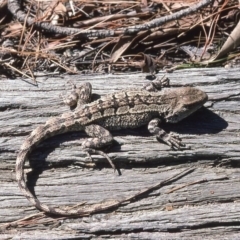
left=0, top=0, right=239, bottom=83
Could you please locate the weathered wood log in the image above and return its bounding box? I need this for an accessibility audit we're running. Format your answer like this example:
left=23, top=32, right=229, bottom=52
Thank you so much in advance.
left=0, top=68, right=239, bottom=239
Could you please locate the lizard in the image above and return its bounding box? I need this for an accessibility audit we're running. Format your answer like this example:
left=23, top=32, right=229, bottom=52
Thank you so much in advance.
left=16, top=77, right=208, bottom=216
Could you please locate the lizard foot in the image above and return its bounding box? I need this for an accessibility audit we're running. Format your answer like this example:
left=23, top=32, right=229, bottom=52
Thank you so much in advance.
left=83, top=148, right=116, bottom=171
left=161, top=132, right=186, bottom=150
left=142, top=76, right=170, bottom=92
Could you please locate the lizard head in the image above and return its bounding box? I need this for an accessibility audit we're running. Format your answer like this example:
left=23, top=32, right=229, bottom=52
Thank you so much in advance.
left=165, top=87, right=208, bottom=123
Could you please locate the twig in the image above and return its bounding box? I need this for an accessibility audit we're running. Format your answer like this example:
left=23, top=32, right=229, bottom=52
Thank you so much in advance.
left=8, top=0, right=214, bottom=38
left=67, top=167, right=196, bottom=216
left=3, top=62, right=33, bottom=80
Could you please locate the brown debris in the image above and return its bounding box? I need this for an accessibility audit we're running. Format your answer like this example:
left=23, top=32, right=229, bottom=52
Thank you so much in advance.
left=0, top=0, right=239, bottom=81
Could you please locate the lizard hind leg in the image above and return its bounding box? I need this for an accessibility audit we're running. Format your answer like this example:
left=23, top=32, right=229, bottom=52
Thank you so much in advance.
left=82, top=124, right=116, bottom=170
left=142, top=75, right=170, bottom=92
left=61, top=81, right=92, bottom=108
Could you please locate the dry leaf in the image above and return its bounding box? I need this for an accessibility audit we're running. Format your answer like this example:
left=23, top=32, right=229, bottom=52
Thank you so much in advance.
left=110, top=36, right=132, bottom=63
left=139, top=53, right=156, bottom=74
left=110, top=31, right=150, bottom=63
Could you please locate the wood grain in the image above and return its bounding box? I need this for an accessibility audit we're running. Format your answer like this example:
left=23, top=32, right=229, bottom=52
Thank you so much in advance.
left=0, top=68, right=239, bottom=239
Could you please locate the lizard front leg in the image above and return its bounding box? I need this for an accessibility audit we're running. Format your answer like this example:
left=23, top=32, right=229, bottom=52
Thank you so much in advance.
left=148, top=118, right=185, bottom=150
left=82, top=124, right=116, bottom=170
left=144, top=77, right=185, bottom=149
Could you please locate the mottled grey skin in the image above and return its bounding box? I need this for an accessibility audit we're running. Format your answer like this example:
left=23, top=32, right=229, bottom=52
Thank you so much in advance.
left=16, top=79, right=208, bottom=216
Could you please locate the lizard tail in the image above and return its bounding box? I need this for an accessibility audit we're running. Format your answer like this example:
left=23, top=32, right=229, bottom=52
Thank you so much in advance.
left=16, top=115, right=89, bottom=216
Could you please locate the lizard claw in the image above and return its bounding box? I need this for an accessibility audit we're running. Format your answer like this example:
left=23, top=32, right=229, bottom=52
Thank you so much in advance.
left=162, top=132, right=186, bottom=150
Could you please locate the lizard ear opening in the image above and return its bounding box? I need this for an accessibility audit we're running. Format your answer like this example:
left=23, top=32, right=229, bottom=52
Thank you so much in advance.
left=165, top=103, right=187, bottom=123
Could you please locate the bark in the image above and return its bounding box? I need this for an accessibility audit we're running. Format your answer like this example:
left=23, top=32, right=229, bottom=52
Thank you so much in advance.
left=0, top=67, right=239, bottom=239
